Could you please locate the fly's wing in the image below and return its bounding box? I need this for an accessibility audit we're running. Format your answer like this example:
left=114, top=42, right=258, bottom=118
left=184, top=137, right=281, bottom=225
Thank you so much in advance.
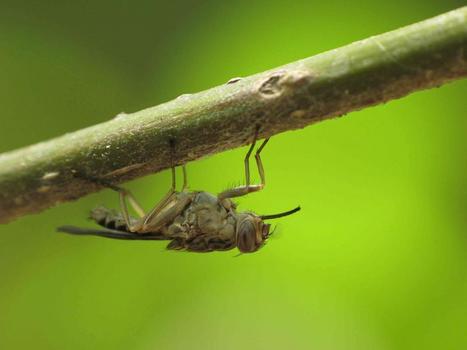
left=57, top=225, right=165, bottom=240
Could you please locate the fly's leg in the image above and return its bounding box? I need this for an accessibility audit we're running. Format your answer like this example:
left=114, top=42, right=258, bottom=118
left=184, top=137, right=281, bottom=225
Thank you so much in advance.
left=142, top=191, right=192, bottom=232
left=218, top=128, right=270, bottom=200
left=142, top=131, right=192, bottom=223
left=182, top=165, right=188, bottom=190
left=254, top=136, right=269, bottom=186
left=100, top=183, right=145, bottom=218
left=140, top=164, right=194, bottom=233
left=75, top=175, right=146, bottom=231
left=115, top=186, right=145, bottom=231
left=76, top=159, right=186, bottom=233
left=86, top=167, right=177, bottom=233
left=140, top=140, right=192, bottom=230
left=141, top=167, right=177, bottom=227
left=102, top=184, right=146, bottom=232
left=118, top=165, right=189, bottom=233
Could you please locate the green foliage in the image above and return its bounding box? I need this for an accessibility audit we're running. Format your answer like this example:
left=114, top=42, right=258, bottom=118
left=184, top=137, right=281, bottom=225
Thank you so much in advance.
left=0, top=1, right=466, bottom=349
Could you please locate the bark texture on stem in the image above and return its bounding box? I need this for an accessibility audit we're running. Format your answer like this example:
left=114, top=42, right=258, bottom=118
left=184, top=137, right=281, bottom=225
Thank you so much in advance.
left=0, top=7, right=466, bottom=223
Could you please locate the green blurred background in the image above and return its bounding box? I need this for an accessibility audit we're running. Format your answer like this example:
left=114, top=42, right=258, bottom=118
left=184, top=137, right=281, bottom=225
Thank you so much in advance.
left=0, top=1, right=466, bottom=349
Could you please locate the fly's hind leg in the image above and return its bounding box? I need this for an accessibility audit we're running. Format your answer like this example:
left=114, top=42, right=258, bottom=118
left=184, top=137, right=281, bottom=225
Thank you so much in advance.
left=115, top=186, right=145, bottom=232
left=106, top=184, right=145, bottom=219
left=107, top=185, right=144, bottom=232
left=218, top=127, right=270, bottom=200
left=77, top=138, right=190, bottom=233
left=74, top=174, right=146, bottom=231
left=79, top=166, right=178, bottom=233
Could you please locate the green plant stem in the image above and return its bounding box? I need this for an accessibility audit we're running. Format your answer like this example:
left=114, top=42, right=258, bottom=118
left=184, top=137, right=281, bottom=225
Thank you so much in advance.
left=0, top=7, right=466, bottom=223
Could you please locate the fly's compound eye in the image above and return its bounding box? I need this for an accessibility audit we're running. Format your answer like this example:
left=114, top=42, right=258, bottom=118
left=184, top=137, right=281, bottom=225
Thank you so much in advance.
left=237, top=219, right=258, bottom=253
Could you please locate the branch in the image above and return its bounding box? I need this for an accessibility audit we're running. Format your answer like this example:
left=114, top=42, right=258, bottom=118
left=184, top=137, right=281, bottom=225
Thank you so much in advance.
left=1, top=7, right=466, bottom=223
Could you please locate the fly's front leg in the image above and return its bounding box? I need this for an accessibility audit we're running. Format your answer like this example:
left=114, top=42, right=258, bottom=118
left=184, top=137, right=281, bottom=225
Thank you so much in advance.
left=218, top=128, right=270, bottom=200
left=254, top=137, right=269, bottom=186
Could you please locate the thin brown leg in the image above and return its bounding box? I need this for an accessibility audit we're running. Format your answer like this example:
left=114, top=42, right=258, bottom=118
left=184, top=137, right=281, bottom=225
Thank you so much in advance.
left=87, top=180, right=145, bottom=219
left=121, top=190, right=145, bottom=217
left=118, top=192, right=132, bottom=230
left=182, top=165, right=188, bottom=190
left=73, top=174, right=146, bottom=231
left=171, top=166, right=176, bottom=188
left=141, top=192, right=192, bottom=232
left=75, top=171, right=175, bottom=233
left=112, top=167, right=177, bottom=232
left=142, top=166, right=177, bottom=227
left=96, top=185, right=145, bottom=232
left=244, top=133, right=257, bottom=186
left=218, top=129, right=270, bottom=200
left=100, top=185, right=145, bottom=232
left=255, top=137, right=269, bottom=185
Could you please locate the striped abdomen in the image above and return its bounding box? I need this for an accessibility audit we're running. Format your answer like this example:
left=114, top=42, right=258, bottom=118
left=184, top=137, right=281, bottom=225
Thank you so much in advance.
left=90, top=206, right=133, bottom=232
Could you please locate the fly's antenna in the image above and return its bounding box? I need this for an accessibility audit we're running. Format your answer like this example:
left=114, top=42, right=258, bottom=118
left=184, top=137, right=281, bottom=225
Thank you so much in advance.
left=260, top=206, right=301, bottom=220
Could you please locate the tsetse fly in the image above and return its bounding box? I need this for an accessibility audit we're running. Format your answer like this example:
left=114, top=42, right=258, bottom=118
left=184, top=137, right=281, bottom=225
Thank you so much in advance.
left=58, top=129, right=300, bottom=253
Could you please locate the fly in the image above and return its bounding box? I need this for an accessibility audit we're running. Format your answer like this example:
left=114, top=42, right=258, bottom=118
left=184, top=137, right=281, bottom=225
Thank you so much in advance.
left=57, top=128, right=300, bottom=253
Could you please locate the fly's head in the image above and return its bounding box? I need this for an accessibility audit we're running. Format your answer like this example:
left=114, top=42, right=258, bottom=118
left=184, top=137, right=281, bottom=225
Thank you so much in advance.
left=235, top=206, right=301, bottom=253
left=235, top=213, right=271, bottom=253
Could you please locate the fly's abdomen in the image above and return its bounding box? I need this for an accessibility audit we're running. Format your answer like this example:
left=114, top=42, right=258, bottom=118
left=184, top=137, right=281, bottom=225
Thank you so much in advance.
left=90, top=206, right=132, bottom=231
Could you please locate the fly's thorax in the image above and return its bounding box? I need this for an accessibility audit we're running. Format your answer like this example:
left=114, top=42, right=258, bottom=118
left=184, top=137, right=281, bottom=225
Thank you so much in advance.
left=234, top=212, right=271, bottom=253
left=176, top=191, right=236, bottom=240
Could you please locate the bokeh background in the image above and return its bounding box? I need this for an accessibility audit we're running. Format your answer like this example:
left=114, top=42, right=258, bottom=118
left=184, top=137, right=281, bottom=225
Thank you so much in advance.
left=0, top=1, right=466, bottom=349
